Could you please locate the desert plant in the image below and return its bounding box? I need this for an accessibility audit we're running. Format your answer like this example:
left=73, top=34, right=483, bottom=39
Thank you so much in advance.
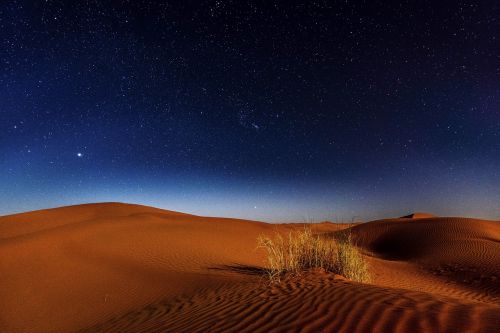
left=257, top=227, right=370, bottom=283
left=335, top=232, right=370, bottom=283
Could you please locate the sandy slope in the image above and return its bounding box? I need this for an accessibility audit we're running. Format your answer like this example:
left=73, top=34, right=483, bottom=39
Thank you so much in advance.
left=0, top=203, right=499, bottom=333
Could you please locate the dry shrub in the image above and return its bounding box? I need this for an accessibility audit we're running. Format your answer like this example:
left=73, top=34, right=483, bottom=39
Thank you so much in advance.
left=335, top=233, right=370, bottom=283
left=257, top=228, right=370, bottom=283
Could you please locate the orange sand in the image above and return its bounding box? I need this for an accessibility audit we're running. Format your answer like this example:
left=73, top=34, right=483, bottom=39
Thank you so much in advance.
left=0, top=203, right=498, bottom=332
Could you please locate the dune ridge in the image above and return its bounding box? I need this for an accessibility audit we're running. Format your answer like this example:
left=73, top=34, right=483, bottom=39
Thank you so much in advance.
left=1, top=203, right=499, bottom=333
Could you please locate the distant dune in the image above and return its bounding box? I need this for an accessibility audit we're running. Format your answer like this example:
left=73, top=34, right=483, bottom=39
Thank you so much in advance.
left=401, top=212, right=436, bottom=219
left=0, top=203, right=499, bottom=333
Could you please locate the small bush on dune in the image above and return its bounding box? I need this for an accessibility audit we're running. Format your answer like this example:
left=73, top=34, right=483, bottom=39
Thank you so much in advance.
left=335, top=233, right=370, bottom=283
left=257, top=228, right=370, bottom=283
left=257, top=228, right=337, bottom=280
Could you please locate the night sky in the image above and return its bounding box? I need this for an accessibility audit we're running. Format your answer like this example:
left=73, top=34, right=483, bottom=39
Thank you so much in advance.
left=1, top=1, right=499, bottom=221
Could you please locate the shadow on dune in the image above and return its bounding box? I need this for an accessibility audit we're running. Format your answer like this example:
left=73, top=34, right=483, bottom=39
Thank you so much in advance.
left=208, top=264, right=268, bottom=276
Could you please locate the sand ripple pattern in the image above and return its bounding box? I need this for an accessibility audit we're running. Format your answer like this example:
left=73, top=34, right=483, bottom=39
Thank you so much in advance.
left=81, top=273, right=500, bottom=333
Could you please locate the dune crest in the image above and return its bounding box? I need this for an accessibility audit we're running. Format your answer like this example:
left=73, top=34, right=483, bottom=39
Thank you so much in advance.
left=1, top=203, right=499, bottom=333
left=401, top=212, right=436, bottom=219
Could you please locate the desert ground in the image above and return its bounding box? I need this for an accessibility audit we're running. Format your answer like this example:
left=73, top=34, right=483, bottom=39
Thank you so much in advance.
left=0, top=203, right=499, bottom=333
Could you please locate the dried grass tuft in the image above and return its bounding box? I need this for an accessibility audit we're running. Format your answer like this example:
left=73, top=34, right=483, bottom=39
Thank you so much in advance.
left=257, top=228, right=370, bottom=283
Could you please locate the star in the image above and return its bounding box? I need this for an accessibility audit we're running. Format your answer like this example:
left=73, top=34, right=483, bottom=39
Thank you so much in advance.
left=77, top=153, right=83, bottom=157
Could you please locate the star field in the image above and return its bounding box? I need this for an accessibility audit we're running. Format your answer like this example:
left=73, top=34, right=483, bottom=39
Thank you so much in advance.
left=1, top=1, right=499, bottom=221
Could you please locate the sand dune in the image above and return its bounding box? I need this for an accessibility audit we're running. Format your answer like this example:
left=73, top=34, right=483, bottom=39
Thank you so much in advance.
left=348, top=217, right=500, bottom=302
left=1, top=203, right=499, bottom=332
left=401, top=212, right=436, bottom=219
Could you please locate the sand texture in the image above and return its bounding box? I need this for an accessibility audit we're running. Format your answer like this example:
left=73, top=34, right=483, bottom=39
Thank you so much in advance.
left=1, top=203, right=499, bottom=332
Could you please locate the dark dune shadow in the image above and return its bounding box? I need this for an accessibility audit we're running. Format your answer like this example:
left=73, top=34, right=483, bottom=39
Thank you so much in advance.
left=208, top=264, right=267, bottom=276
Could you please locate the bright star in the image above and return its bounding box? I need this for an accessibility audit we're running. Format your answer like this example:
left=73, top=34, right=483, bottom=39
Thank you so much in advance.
left=77, top=153, right=82, bottom=157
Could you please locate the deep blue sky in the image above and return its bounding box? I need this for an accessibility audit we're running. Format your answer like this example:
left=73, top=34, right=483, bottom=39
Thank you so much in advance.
left=1, top=1, right=499, bottom=221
